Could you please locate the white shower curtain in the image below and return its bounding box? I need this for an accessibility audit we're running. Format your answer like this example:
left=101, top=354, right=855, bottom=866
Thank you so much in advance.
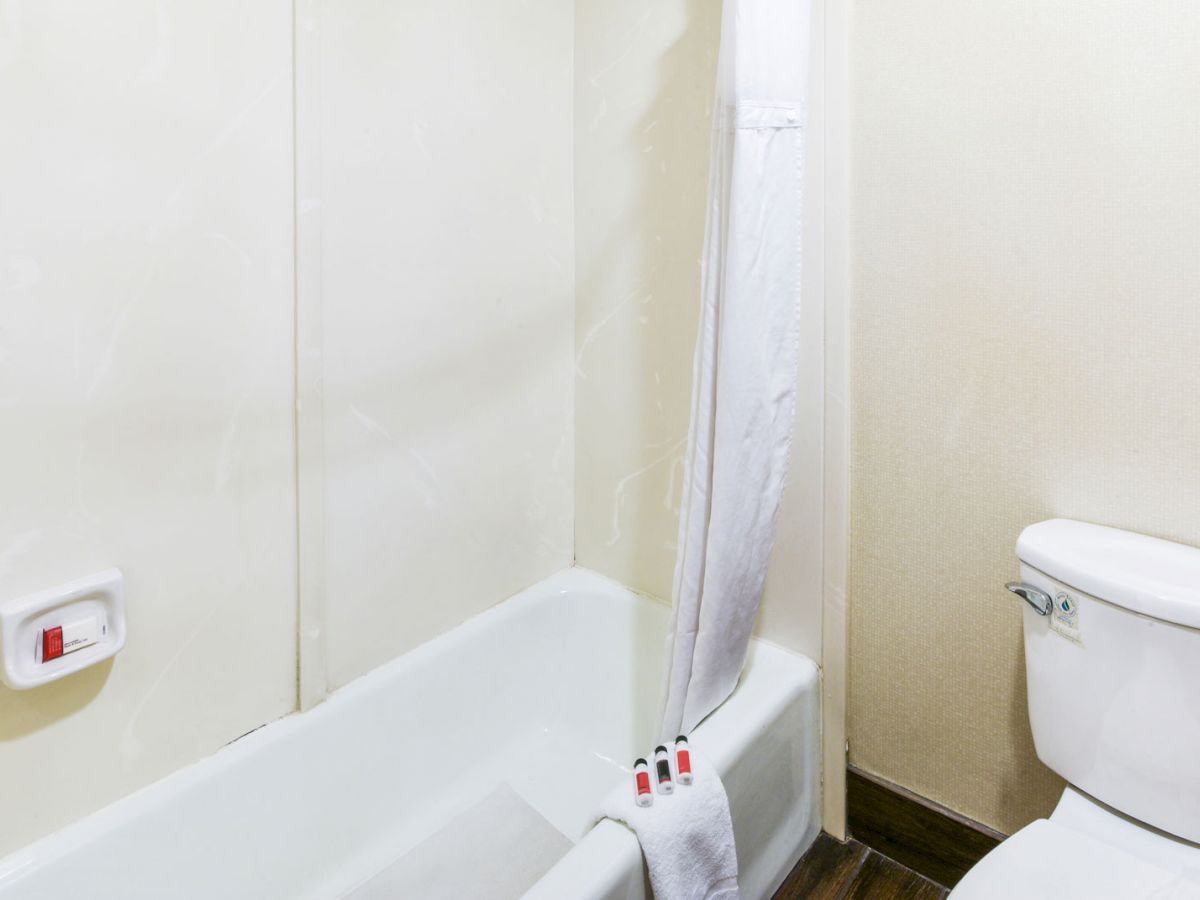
left=658, top=0, right=810, bottom=740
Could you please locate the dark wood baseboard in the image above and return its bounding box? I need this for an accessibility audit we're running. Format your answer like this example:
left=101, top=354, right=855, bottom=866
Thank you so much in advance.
left=846, top=767, right=1005, bottom=889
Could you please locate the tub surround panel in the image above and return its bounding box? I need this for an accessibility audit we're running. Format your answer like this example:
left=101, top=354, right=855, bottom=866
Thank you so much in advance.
left=573, top=0, right=826, bottom=661
left=573, top=0, right=719, bottom=605
left=0, top=0, right=297, bottom=858
left=850, top=0, right=1200, bottom=835
left=318, top=0, right=575, bottom=689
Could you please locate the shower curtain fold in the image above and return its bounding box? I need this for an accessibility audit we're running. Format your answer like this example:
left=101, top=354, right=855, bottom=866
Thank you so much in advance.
left=658, top=0, right=810, bottom=741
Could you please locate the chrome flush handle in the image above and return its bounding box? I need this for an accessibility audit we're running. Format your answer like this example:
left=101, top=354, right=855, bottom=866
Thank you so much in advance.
left=1006, top=582, right=1052, bottom=616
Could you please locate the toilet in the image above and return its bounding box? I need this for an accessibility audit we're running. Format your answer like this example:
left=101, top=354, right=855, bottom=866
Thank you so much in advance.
left=950, top=519, right=1200, bottom=900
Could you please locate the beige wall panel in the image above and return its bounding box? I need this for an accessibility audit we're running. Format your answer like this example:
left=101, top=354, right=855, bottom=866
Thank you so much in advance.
left=0, top=0, right=298, bottom=855
left=319, top=0, right=575, bottom=689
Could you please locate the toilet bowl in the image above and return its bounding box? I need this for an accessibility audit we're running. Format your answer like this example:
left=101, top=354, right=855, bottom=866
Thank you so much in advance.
left=950, top=520, right=1200, bottom=900
left=952, top=787, right=1200, bottom=899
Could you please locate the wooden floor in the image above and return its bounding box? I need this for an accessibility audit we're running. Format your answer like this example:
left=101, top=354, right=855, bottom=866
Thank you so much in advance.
left=773, top=833, right=950, bottom=900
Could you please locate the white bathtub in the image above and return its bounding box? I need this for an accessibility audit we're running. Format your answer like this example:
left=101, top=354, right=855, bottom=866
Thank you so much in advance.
left=0, top=569, right=820, bottom=899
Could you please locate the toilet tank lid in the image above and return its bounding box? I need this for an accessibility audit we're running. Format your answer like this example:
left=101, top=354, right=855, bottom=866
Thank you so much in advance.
left=1017, top=520, right=1200, bottom=630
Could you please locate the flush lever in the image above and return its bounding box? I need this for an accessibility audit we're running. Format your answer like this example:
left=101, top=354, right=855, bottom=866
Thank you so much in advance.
left=1006, top=582, right=1052, bottom=616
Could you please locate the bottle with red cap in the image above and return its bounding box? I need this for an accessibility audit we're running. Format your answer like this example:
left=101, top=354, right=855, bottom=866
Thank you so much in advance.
left=675, top=735, right=693, bottom=785
left=633, top=758, right=653, bottom=807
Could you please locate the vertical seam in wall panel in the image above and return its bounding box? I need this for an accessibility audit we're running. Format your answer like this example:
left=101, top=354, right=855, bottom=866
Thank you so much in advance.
left=291, top=0, right=301, bottom=714
left=294, top=0, right=328, bottom=711
left=569, top=0, right=578, bottom=568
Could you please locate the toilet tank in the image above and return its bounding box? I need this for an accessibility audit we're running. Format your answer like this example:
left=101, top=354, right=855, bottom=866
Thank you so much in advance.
left=1016, top=519, right=1200, bottom=845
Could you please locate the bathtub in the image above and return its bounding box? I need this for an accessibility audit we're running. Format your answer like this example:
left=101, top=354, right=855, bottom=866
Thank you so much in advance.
left=0, top=568, right=820, bottom=899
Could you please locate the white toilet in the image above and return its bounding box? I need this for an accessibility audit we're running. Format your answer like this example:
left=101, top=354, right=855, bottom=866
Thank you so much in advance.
left=950, top=519, right=1200, bottom=899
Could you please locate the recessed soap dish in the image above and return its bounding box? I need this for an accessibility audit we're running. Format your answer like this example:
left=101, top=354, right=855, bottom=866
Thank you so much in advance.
left=0, top=569, right=126, bottom=690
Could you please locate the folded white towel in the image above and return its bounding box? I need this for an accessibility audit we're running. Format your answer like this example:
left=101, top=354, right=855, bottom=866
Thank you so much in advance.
left=600, top=750, right=739, bottom=900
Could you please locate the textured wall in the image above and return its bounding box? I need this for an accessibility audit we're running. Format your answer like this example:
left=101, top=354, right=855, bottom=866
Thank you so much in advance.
left=0, top=0, right=297, bottom=856
left=849, top=0, right=1200, bottom=834
left=319, top=0, right=575, bottom=689
left=574, top=0, right=826, bottom=659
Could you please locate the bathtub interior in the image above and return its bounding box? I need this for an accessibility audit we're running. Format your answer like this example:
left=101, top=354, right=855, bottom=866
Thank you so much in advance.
left=0, top=569, right=819, bottom=900
left=343, top=784, right=574, bottom=899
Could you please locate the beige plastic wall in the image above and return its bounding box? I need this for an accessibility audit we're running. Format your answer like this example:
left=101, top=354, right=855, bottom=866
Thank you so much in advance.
left=573, top=0, right=827, bottom=663
left=849, top=0, right=1200, bottom=835
left=0, top=0, right=577, bottom=856
left=0, top=1, right=298, bottom=857
left=315, top=0, right=575, bottom=690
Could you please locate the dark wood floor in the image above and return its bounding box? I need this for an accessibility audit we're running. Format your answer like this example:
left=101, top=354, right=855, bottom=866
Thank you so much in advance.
left=773, top=833, right=949, bottom=900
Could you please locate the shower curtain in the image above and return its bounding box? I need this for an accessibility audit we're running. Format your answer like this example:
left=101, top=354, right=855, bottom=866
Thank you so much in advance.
left=658, top=0, right=810, bottom=740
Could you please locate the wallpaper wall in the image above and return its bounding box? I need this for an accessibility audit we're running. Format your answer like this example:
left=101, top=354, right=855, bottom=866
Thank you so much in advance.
left=849, top=0, right=1200, bottom=834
